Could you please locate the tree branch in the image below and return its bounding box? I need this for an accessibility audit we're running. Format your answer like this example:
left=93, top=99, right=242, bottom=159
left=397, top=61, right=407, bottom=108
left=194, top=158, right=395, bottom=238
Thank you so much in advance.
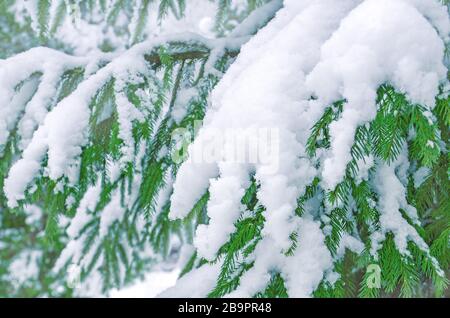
left=144, top=0, right=282, bottom=68
left=145, top=49, right=239, bottom=69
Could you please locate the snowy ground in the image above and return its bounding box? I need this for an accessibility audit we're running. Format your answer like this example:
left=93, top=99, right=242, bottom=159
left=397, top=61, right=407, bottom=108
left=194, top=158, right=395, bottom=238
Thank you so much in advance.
left=109, top=269, right=180, bottom=298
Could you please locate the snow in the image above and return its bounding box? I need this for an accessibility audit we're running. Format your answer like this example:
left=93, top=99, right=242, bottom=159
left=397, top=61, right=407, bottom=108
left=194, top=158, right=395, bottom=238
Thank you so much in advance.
left=66, top=178, right=102, bottom=238
left=3, top=32, right=250, bottom=208
left=371, top=145, right=427, bottom=255
left=228, top=0, right=283, bottom=38
left=53, top=237, right=83, bottom=272
left=171, top=87, right=197, bottom=123
left=413, top=166, right=430, bottom=188
left=22, top=0, right=40, bottom=34
left=281, top=216, right=333, bottom=298
left=115, top=78, right=145, bottom=165
left=17, top=68, right=63, bottom=150
left=405, top=0, right=450, bottom=41
left=354, top=155, right=374, bottom=184
left=193, top=166, right=248, bottom=260
left=159, top=262, right=221, bottom=298
left=0, top=48, right=87, bottom=153
left=168, top=0, right=450, bottom=297
left=0, top=48, right=94, bottom=207
left=99, top=191, right=124, bottom=238
left=8, top=249, right=42, bottom=289
left=1, top=0, right=449, bottom=298
left=335, top=232, right=365, bottom=259
left=1, top=74, right=40, bottom=150
left=110, top=269, right=180, bottom=298
left=147, top=0, right=218, bottom=39
left=23, top=204, right=43, bottom=226
left=171, top=0, right=362, bottom=262
left=226, top=237, right=280, bottom=298
left=307, top=0, right=448, bottom=191
left=18, top=0, right=222, bottom=56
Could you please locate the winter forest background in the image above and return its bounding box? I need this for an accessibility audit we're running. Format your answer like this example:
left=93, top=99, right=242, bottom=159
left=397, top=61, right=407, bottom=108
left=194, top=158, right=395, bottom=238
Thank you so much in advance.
left=0, top=0, right=449, bottom=298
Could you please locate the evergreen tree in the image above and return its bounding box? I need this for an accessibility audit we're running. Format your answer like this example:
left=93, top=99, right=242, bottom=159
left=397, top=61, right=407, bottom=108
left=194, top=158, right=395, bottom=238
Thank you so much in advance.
left=0, top=0, right=448, bottom=298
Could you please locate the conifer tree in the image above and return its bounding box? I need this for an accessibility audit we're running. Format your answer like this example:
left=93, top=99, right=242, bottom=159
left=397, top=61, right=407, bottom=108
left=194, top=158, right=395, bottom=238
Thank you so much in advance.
left=0, top=0, right=448, bottom=298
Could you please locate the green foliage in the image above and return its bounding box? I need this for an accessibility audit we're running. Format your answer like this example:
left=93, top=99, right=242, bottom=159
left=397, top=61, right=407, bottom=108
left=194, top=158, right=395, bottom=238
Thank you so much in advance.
left=0, top=20, right=238, bottom=294
left=306, top=100, right=344, bottom=157
left=0, top=68, right=86, bottom=297
left=0, top=0, right=448, bottom=299
left=187, top=83, right=450, bottom=298
left=208, top=180, right=265, bottom=298
left=255, top=273, right=288, bottom=298
left=0, top=0, right=39, bottom=58
left=37, top=0, right=51, bottom=41
left=308, top=85, right=449, bottom=298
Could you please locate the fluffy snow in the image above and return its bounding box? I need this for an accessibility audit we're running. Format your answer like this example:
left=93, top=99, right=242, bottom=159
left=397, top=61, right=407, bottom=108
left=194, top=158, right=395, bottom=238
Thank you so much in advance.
left=0, top=48, right=98, bottom=207
left=115, top=78, right=145, bottom=165
left=66, top=179, right=102, bottom=238
left=3, top=32, right=250, bottom=208
left=1, top=75, right=40, bottom=150
left=99, top=191, right=124, bottom=238
left=110, top=269, right=180, bottom=298
left=23, top=204, right=43, bottom=226
left=281, top=216, right=333, bottom=297
left=22, top=0, right=40, bottom=34
left=371, top=146, right=426, bottom=255
left=306, top=0, right=448, bottom=191
left=168, top=0, right=449, bottom=297
left=0, top=48, right=88, bottom=153
left=8, top=249, right=42, bottom=289
left=413, top=167, right=430, bottom=188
